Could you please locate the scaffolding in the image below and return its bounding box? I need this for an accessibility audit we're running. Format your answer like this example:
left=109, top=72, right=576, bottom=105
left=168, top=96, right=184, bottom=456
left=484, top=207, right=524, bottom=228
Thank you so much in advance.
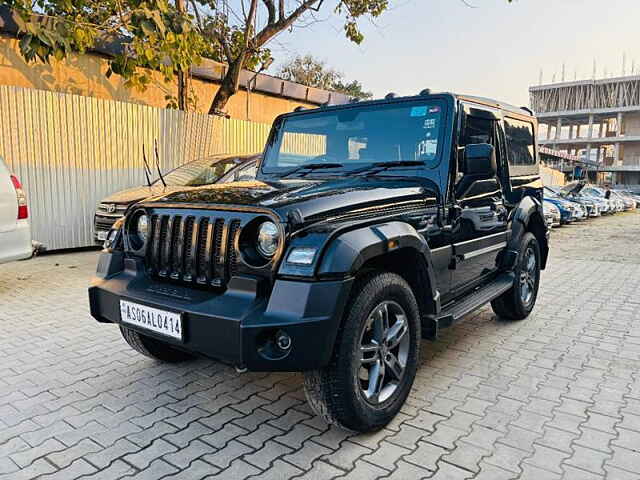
left=530, top=76, right=640, bottom=113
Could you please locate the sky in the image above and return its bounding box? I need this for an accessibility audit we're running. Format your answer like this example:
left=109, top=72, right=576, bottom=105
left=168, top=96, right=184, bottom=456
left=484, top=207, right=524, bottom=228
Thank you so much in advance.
left=265, top=0, right=640, bottom=107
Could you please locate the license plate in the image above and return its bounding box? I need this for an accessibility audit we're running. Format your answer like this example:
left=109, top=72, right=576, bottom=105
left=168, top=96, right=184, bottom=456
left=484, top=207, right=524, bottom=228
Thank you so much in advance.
left=120, top=300, right=183, bottom=340
left=97, top=230, right=107, bottom=241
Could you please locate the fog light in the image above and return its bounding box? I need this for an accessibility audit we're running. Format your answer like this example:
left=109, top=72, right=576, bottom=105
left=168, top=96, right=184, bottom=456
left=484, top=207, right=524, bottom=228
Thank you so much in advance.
left=276, top=330, right=292, bottom=350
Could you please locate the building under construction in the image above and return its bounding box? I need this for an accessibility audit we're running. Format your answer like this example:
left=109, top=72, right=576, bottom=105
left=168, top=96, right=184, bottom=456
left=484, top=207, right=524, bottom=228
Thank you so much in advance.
left=530, top=75, right=640, bottom=186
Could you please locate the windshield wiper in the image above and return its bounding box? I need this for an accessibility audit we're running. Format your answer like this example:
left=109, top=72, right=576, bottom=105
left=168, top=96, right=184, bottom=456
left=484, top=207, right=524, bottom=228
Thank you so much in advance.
left=351, top=160, right=425, bottom=176
left=280, top=162, right=344, bottom=178
left=141, top=145, right=153, bottom=187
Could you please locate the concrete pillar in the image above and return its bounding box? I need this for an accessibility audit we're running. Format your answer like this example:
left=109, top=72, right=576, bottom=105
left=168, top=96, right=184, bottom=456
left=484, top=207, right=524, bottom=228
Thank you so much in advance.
left=614, top=143, right=621, bottom=165
left=587, top=114, right=594, bottom=139
left=617, top=112, right=624, bottom=136
left=585, top=143, right=592, bottom=163
left=555, top=118, right=562, bottom=140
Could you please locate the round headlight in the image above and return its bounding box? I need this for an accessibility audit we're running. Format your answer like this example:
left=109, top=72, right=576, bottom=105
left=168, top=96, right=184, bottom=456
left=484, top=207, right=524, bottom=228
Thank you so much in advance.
left=136, top=214, right=149, bottom=243
left=256, top=221, right=280, bottom=257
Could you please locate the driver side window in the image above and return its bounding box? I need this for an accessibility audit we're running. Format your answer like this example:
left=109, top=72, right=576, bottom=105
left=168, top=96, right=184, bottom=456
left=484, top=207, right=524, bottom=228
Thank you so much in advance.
left=457, top=114, right=496, bottom=183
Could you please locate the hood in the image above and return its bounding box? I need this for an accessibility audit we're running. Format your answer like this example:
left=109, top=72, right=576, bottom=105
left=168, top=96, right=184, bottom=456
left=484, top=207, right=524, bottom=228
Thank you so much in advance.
left=560, top=181, right=586, bottom=196
left=101, top=185, right=191, bottom=205
left=544, top=197, right=570, bottom=209
left=144, top=176, right=439, bottom=224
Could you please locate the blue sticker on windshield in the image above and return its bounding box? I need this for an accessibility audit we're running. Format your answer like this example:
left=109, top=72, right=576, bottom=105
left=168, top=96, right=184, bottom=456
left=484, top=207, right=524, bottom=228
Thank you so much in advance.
left=410, top=106, right=428, bottom=117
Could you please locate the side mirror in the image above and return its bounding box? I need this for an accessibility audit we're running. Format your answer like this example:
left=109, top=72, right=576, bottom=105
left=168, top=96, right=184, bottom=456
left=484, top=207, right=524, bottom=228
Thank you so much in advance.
left=463, top=143, right=497, bottom=177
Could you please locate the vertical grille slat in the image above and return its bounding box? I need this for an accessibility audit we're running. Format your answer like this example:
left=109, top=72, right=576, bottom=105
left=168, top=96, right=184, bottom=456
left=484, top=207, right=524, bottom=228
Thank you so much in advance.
left=144, top=212, right=246, bottom=290
left=212, top=219, right=226, bottom=285
left=158, top=215, right=170, bottom=277
left=150, top=215, right=162, bottom=271
left=171, top=216, right=186, bottom=279
left=197, top=218, right=211, bottom=284
left=226, top=220, right=241, bottom=280
left=183, top=217, right=199, bottom=282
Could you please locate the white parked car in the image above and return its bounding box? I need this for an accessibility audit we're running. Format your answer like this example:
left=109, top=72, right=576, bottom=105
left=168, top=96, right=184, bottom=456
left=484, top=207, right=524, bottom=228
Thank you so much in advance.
left=0, top=157, right=31, bottom=264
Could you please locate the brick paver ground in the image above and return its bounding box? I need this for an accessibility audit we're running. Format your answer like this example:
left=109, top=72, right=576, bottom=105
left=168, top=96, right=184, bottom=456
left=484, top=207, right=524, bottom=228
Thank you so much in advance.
left=1, top=212, right=640, bottom=479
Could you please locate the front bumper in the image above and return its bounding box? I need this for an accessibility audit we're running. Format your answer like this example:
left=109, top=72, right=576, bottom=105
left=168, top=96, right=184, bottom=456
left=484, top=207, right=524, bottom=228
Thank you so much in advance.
left=88, top=252, right=353, bottom=371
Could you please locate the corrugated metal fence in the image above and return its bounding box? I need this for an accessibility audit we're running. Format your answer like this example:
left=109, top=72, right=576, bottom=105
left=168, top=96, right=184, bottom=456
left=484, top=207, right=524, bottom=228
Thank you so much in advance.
left=0, top=86, right=271, bottom=250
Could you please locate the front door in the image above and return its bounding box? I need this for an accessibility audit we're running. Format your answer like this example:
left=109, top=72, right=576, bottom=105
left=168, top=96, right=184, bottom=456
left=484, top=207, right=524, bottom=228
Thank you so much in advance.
left=450, top=107, right=508, bottom=294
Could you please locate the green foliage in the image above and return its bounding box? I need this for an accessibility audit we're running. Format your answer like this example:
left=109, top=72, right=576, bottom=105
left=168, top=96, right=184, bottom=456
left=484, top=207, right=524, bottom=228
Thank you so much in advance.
left=6, top=0, right=206, bottom=93
left=333, top=79, right=373, bottom=100
left=278, top=55, right=372, bottom=99
left=3, top=0, right=394, bottom=112
left=278, top=55, right=341, bottom=91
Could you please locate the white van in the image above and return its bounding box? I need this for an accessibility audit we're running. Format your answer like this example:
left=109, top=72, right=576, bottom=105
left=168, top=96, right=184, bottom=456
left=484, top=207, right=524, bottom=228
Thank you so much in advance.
left=0, top=157, right=31, bottom=264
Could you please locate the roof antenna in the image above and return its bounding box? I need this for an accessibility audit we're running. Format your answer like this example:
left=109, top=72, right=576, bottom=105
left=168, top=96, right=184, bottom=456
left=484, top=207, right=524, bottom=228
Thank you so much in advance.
left=142, top=145, right=153, bottom=187
left=154, top=140, right=167, bottom=188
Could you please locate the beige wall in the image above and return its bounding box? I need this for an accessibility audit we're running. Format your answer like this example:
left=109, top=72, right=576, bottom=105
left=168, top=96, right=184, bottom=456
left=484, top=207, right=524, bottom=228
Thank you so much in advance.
left=541, top=165, right=565, bottom=186
left=0, top=35, right=311, bottom=124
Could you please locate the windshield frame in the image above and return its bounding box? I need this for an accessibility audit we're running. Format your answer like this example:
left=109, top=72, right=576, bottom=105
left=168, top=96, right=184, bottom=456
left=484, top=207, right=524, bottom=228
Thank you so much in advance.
left=259, top=97, right=450, bottom=178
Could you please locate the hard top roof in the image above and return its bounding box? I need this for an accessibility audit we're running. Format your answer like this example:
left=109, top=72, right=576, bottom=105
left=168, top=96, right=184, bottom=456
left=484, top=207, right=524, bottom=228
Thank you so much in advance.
left=284, top=92, right=533, bottom=118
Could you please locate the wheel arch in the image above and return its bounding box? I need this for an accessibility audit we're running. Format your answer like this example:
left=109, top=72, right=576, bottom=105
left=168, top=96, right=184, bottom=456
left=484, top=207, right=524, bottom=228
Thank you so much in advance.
left=317, top=221, right=440, bottom=318
left=507, top=196, right=549, bottom=270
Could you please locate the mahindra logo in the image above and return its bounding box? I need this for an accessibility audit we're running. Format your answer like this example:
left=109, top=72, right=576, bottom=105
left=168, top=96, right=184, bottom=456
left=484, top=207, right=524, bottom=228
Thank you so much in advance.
left=105, top=204, right=116, bottom=214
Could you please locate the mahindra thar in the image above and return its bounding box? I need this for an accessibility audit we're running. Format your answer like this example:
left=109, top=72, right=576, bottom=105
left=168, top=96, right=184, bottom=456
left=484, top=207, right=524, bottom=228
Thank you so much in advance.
left=89, top=91, right=549, bottom=432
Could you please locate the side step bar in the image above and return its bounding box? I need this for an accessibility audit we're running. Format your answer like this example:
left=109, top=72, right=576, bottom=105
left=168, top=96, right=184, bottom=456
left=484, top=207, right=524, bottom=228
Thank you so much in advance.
left=422, top=272, right=515, bottom=339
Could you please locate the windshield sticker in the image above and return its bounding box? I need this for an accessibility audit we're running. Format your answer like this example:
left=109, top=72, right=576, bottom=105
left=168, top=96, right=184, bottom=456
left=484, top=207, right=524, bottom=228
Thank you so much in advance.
left=410, top=106, right=428, bottom=117
left=417, top=139, right=438, bottom=157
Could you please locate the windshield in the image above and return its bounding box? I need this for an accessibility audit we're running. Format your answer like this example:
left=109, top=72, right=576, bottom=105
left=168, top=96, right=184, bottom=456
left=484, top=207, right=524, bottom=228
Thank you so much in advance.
left=158, top=156, right=247, bottom=187
left=261, top=100, right=446, bottom=174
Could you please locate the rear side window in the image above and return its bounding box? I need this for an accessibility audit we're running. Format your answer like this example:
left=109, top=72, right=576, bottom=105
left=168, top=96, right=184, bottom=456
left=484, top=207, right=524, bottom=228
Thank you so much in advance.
left=504, top=117, right=536, bottom=167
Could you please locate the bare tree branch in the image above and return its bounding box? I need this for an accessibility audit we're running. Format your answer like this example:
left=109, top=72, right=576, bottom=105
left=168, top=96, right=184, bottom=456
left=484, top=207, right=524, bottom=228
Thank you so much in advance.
left=189, top=0, right=205, bottom=31
left=262, top=0, right=276, bottom=25
left=278, top=0, right=284, bottom=21
left=254, top=0, right=322, bottom=47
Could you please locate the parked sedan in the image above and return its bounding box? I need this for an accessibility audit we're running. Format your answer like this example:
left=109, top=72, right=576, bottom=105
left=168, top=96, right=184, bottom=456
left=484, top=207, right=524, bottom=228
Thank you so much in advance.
left=544, top=187, right=585, bottom=223
left=94, top=154, right=259, bottom=243
left=558, top=183, right=606, bottom=216
left=581, top=185, right=620, bottom=213
left=0, top=157, right=31, bottom=264
left=543, top=200, right=561, bottom=227
left=610, top=190, right=636, bottom=210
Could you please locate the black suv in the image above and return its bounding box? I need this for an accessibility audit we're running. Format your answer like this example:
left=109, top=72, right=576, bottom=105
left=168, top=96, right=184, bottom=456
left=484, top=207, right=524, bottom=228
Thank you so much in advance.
left=89, top=92, right=549, bottom=432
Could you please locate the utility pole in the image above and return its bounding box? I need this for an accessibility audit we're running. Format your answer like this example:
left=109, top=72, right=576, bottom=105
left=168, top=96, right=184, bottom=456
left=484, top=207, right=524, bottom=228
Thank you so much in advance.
left=176, top=0, right=189, bottom=111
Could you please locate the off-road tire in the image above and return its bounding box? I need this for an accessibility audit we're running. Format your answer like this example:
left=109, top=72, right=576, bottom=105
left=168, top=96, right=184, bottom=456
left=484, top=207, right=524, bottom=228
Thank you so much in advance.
left=120, top=326, right=195, bottom=363
left=303, top=272, right=421, bottom=432
left=491, top=232, right=541, bottom=321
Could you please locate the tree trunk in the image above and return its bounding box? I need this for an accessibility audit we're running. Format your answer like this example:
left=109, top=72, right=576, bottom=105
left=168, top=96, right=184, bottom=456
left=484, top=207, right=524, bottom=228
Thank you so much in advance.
left=177, top=71, right=188, bottom=111
left=176, top=0, right=188, bottom=111
left=208, top=54, right=246, bottom=115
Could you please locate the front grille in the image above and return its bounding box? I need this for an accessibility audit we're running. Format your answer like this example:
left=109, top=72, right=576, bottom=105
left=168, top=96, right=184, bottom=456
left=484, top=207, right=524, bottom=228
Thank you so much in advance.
left=146, top=213, right=242, bottom=289
left=95, top=214, right=122, bottom=231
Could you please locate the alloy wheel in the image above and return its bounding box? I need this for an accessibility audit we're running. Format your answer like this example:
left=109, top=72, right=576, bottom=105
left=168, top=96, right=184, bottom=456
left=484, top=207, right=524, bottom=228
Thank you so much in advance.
left=519, top=246, right=537, bottom=305
left=358, top=300, right=411, bottom=404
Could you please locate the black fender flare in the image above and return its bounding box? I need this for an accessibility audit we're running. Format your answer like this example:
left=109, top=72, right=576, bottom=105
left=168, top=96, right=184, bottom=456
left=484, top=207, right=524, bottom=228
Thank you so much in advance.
left=504, top=196, right=549, bottom=270
left=317, top=221, right=440, bottom=313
